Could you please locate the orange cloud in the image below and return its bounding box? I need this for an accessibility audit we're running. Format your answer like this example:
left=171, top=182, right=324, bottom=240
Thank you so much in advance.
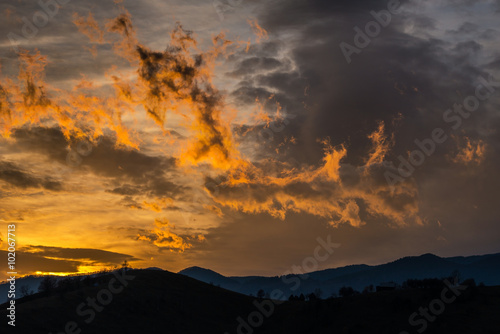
left=365, top=121, right=394, bottom=168
left=1, top=9, right=250, bottom=167
left=142, top=198, right=174, bottom=212
left=106, top=10, right=139, bottom=62
left=203, top=204, right=224, bottom=217
left=72, top=12, right=105, bottom=44
left=451, top=136, right=485, bottom=165
left=137, top=218, right=204, bottom=252
left=0, top=47, right=139, bottom=148
left=247, top=18, right=269, bottom=43
left=205, top=138, right=419, bottom=227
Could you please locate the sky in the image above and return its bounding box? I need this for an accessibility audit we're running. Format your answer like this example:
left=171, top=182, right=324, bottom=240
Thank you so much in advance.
left=0, top=0, right=499, bottom=281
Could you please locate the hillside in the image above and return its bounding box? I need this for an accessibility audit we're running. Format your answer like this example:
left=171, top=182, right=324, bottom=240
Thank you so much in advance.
left=0, top=269, right=256, bottom=333
left=1, top=269, right=499, bottom=333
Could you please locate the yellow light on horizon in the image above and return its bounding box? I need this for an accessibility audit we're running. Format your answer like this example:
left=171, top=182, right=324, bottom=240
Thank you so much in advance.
left=34, top=271, right=73, bottom=277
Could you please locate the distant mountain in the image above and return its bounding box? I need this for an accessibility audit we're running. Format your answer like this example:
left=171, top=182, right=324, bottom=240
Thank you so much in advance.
left=1, top=268, right=499, bottom=333
left=0, top=276, right=48, bottom=305
left=305, top=264, right=371, bottom=281
left=179, top=252, right=500, bottom=298
left=0, top=272, right=110, bottom=304
left=178, top=266, right=239, bottom=288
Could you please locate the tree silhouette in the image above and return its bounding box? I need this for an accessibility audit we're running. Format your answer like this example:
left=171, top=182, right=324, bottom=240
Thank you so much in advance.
left=257, top=289, right=265, bottom=299
left=307, top=292, right=317, bottom=301
left=339, top=286, right=355, bottom=297
left=38, top=276, right=57, bottom=295
left=19, top=285, right=34, bottom=297
left=451, top=270, right=461, bottom=283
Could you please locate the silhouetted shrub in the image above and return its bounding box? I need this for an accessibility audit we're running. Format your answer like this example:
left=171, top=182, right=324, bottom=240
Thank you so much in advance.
left=306, top=293, right=317, bottom=301
left=362, top=284, right=374, bottom=294
left=339, top=286, right=355, bottom=298
left=462, top=278, right=476, bottom=288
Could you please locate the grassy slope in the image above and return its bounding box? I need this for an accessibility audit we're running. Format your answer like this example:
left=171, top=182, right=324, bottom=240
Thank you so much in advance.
left=1, top=269, right=499, bottom=334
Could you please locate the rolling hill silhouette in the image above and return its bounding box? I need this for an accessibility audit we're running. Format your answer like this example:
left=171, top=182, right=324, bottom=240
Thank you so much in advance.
left=1, top=268, right=499, bottom=333
left=179, top=252, right=500, bottom=298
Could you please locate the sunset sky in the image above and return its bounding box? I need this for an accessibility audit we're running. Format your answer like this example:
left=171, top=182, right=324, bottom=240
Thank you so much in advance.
left=0, top=0, right=499, bottom=281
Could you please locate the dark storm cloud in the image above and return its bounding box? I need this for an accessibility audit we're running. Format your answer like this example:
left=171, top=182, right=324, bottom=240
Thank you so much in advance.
left=200, top=0, right=500, bottom=262
left=228, top=0, right=499, bottom=169
left=0, top=160, right=62, bottom=191
left=0, top=246, right=137, bottom=275
left=20, top=245, right=138, bottom=263
left=479, top=29, right=497, bottom=40
left=405, top=14, right=437, bottom=31
left=12, top=126, right=177, bottom=178
left=196, top=0, right=500, bottom=237
left=447, top=22, right=479, bottom=35
left=9, top=126, right=185, bottom=199
left=0, top=250, right=81, bottom=274
left=81, top=136, right=176, bottom=179
left=107, top=184, right=141, bottom=196
left=86, top=137, right=186, bottom=199
left=11, top=127, right=68, bottom=161
left=486, top=56, right=500, bottom=69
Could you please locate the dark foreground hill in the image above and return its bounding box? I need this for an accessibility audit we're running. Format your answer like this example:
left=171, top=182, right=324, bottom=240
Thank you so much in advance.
left=1, top=269, right=499, bottom=333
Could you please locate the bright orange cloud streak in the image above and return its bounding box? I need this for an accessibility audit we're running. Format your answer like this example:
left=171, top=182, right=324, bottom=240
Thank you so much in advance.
left=365, top=121, right=394, bottom=168
left=451, top=136, right=485, bottom=165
